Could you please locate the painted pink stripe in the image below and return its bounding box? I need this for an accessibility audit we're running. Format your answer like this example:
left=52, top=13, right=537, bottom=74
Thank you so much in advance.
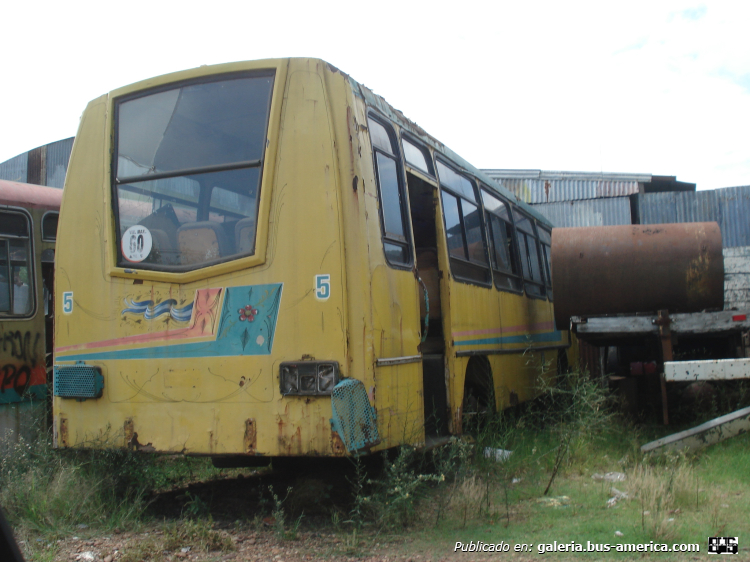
left=55, top=327, right=192, bottom=353
left=452, top=320, right=555, bottom=338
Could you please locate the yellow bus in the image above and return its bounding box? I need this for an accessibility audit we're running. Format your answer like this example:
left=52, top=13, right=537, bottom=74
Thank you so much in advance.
left=53, top=58, right=567, bottom=463
left=1, top=179, right=61, bottom=443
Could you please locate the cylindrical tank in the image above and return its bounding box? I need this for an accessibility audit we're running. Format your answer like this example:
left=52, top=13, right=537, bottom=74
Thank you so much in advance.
left=552, top=222, right=724, bottom=329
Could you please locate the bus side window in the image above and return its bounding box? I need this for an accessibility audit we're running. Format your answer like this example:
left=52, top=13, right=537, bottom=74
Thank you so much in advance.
left=480, top=189, right=523, bottom=292
left=0, top=211, right=33, bottom=316
left=401, top=136, right=434, bottom=176
left=513, top=210, right=546, bottom=299
left=368, top=116, right=411, bottom=267
left=436, top=160, right=491, bottom=286
left=537, top=225, right=553, bottom=300
left=42, top=212, right=59, bottom=241
left=0, top=240, right=9, bottom=312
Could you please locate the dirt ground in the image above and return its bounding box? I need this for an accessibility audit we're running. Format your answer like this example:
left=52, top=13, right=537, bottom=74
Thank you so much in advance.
left=35, top=526, right=538, bottom=562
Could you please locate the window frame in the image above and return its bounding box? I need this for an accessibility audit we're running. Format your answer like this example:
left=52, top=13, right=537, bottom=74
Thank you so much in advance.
left=436, top=157, right=492, bottom=288
left=537, top=223, right=553, bottom=301
left=0, top=208, right=36, bottom=319
left=110, top=69, right=275, bottom=273
left=41, top=211, right=59, bottom=242
left=400, top=132, right=435, bottom=178
left=367, top=112, right=413, bottom=270
left=479, top=186, right=524, bottom=294
left=512, top=208, right=548, bottom=300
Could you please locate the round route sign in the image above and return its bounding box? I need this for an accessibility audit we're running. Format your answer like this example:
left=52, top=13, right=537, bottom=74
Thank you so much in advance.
left=121, top=225, right=153, bottom=263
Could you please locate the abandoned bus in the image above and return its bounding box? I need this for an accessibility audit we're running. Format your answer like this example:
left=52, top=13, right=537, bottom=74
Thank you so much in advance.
left=53, top=58, right=567, bottom=462
left=1, top=179, right=60, bottom=442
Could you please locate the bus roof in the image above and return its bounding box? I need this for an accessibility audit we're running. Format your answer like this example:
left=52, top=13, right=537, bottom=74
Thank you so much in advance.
left=0, top=179, right=62, bottom=211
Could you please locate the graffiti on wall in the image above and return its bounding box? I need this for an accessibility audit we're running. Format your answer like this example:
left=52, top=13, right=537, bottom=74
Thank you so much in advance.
left=0, top=329, right=46, bottom=403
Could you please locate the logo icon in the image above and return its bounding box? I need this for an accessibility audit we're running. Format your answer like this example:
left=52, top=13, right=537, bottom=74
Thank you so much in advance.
left=708, top=537, right=738, bottom=555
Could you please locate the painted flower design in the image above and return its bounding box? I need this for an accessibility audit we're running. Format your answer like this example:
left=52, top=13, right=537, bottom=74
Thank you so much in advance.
left=238, top=304, right=259, bottom=322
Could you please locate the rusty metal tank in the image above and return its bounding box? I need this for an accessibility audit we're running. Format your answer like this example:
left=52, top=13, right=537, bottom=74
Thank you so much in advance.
left=552, top=222, right=724, bottom=329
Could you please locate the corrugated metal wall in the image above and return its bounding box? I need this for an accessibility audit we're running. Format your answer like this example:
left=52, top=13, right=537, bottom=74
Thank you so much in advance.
left=484, top=170, right=645, bottom=204
left=639, top=186, right=750, bottom=247
left=0, top=152, right=28, bottom=183
left=45, top=137, right=74, bottom=189
left=0, top=137, right=73, bottom=188
left=532, top=196, right=632, bottom=227
left=500, top=178, right=641, bottom=204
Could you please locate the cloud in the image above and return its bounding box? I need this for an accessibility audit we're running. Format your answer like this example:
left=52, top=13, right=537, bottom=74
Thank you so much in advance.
left=678, top=5, right=708, bottom=21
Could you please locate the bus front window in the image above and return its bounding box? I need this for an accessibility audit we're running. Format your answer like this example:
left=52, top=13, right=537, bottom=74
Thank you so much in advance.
left=113, top=72, right=274, bottom=271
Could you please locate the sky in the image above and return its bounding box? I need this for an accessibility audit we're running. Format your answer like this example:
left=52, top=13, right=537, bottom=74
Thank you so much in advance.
left=1, top=0, right=749, bottom=190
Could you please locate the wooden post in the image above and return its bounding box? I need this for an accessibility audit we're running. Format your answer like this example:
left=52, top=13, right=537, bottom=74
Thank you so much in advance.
left=656, top=309, right=672, bottom=425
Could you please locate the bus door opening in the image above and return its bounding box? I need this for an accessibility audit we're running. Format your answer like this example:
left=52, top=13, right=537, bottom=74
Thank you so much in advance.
left=406, top=172, right=449, bottom=438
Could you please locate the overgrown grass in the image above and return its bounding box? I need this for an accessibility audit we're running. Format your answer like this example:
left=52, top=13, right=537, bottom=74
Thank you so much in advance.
left=373, top=371, right=749, bottom=560
left=0, top=426, right=241, bottom=539
left=331, top=369, right=747, bottom=559
left=0, top=433, right=151, bottom=534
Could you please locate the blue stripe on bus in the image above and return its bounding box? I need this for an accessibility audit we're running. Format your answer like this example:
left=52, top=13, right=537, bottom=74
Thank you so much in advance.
left=455, top=331, right=563, bottom=347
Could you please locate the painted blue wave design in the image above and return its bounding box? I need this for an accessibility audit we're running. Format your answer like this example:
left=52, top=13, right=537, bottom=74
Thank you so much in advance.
left=122, top=299, right=193, bottom=322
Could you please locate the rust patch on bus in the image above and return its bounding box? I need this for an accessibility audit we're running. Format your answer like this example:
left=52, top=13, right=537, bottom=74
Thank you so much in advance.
left=331, top=430, right=345, bottom=455
left=244, top=418, right=257, bottom=454
left=59, top=416, right=68, bottom=447
left=292, top=426, right=303, bottom=455
left=277, top=417, right=293, bottom=455
left=453, top=407, right=462, bottom=436
left=123, top=418, right=134, bottom=446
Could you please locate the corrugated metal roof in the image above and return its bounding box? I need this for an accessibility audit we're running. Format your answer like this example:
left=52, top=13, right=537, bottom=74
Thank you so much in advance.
left=638, top=186, right=750, bottom=248
left=483, top=169, right=646, bottom=204
left=532, top=197, right=632, bottom=227
left=0, top=152, right=28, bottom=183
left=484, top=169, right=652, bottom=182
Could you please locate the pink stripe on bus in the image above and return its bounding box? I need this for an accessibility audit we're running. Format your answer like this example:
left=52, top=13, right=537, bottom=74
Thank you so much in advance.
left=452, top=320, right=554, bottom=338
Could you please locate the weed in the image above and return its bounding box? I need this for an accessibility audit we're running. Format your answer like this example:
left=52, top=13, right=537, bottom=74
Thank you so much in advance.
left=162, top=518, right=234, bottom=552
left=527, top=369, right=615, bottom=494
left=627, top=453, right=695, bottom=540
left=118, top=535, right=163, bottom=562
left=268, top=485, right=302, bottom=539
left=345, top=458, right=368, bottom=529
left=182, top=491, right=209, bottom=519
left=362, top=447, right=445, bottom=530
left=449, top=474, right=488, bottom=527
